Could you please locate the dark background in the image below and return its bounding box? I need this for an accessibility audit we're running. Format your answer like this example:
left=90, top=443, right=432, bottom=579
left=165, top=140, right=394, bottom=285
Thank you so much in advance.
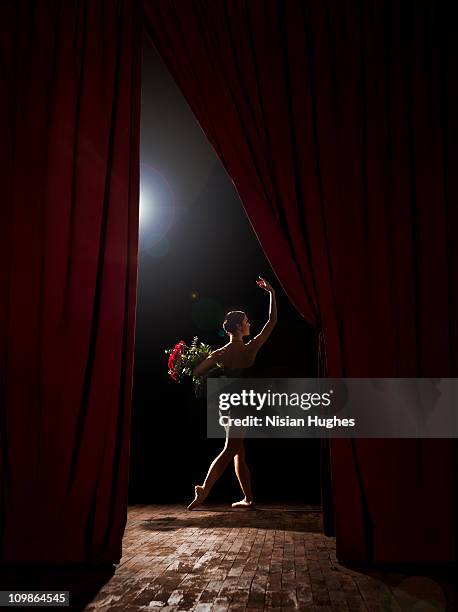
left=128, top=35, right=320, bottom=506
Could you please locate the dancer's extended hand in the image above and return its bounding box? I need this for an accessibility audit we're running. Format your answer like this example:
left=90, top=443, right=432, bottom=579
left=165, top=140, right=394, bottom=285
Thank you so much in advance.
left=256, top=276, right=274, bottom=293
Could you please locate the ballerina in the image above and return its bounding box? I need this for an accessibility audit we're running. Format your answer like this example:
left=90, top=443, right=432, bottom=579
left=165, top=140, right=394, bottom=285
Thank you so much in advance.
left=187, top=276, right=277, bottom=510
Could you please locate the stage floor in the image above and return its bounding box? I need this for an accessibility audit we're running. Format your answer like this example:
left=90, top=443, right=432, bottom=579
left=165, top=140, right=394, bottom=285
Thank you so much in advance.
left=82, top=503, right=455, bottom=610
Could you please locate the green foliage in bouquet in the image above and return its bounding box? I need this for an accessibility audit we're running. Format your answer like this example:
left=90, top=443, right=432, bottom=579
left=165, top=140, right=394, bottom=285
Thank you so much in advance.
left=165, top=336, right=223, bottom=397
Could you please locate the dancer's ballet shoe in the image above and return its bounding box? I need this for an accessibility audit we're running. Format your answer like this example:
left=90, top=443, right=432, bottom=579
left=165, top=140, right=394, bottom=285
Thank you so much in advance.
left=231, top=499, right=255, bottom=509
left=187, top=485, right=206, bottom=510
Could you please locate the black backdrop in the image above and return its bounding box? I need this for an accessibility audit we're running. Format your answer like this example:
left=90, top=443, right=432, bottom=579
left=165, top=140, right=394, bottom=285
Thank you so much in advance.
left=128, top=37, right=319, bottom=506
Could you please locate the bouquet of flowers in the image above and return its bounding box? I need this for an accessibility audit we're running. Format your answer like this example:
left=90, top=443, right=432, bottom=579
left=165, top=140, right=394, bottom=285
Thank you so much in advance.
left=165, top=336, right=223, bottom=397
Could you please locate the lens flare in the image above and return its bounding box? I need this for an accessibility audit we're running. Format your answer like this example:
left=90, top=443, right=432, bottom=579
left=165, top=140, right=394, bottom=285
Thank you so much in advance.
left=139, top=163, right=175, bottom=255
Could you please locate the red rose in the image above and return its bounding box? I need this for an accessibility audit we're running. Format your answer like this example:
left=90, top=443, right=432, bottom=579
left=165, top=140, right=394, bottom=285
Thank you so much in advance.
left=168, top=369, right=178, bottom=381
left=166, top=340, right=189, bottom=383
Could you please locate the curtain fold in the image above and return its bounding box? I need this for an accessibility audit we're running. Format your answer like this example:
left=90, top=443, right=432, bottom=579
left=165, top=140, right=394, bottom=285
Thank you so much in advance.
left=0, top=0, right=142, bottom=563
left=144, top=0, right=458, bottom=563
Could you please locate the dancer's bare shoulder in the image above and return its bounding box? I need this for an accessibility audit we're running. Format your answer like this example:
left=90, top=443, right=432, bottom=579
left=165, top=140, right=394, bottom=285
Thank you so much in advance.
left=214, top=342, right=256, bottom=369
left=211, top=344, right=231, bottom=363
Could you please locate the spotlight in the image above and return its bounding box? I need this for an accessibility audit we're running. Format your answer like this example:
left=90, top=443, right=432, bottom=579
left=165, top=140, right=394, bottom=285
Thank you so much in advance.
left=138, top=163, right=175, bottom=251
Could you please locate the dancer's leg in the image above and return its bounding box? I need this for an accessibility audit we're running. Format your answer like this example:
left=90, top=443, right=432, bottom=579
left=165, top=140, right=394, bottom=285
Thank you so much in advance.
left=187, top=433, right=243, bottom=510
left=203, top=438, right=242, bottom=490
left=232, top=443, right=254, bottom=507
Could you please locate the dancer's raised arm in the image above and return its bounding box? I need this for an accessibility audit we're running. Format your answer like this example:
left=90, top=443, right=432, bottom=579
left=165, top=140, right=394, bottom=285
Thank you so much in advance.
left=246, top=276, right=277, bottom=353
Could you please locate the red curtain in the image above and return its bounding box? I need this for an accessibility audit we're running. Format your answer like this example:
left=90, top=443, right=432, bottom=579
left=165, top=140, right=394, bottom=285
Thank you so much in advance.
left=144, top=0, right=458, bottom=563
left=0, top=0, right=142, bottom=563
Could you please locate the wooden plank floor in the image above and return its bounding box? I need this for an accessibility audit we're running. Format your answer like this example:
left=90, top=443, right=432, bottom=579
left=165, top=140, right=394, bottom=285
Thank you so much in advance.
left=84, top=504, right=455, bottom=611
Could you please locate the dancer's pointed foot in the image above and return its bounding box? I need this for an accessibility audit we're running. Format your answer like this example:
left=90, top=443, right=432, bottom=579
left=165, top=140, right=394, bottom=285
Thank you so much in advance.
left=231, top=499, right=255, bottom=509
left=187, top=485, right=207, bottom=510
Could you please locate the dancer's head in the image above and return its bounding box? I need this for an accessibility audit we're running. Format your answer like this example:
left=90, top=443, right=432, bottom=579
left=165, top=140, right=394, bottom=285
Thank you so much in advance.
left=223, top=310, right=250, bottom=339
